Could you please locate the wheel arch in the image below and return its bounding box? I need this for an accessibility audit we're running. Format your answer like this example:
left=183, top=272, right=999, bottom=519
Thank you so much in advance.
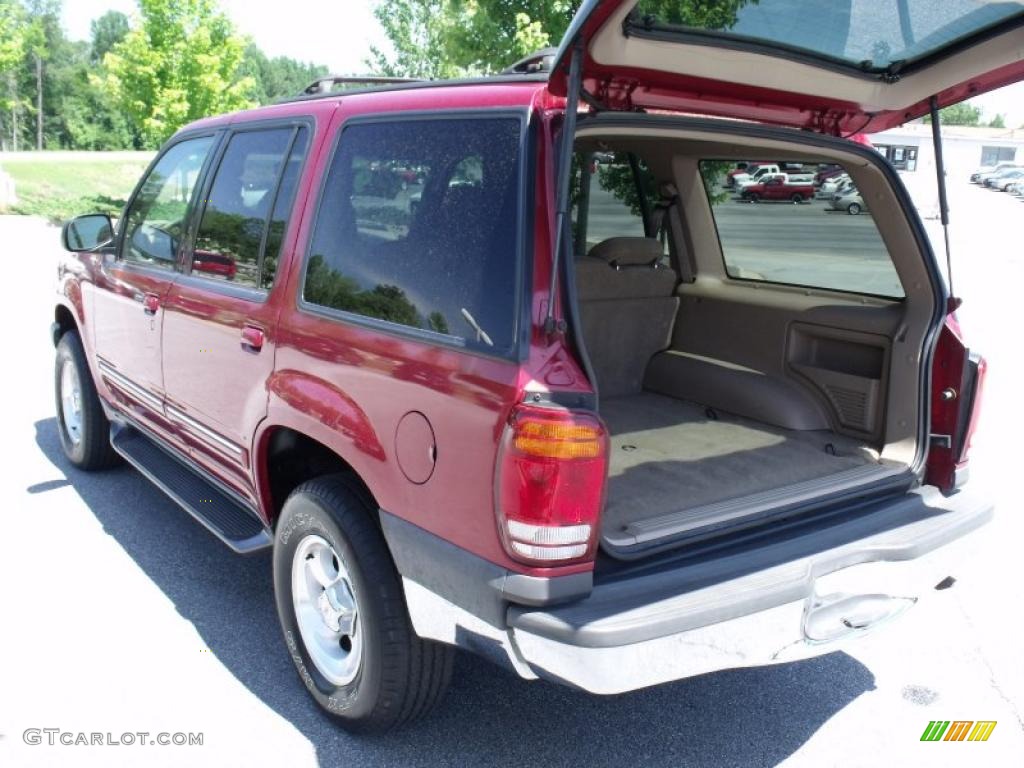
left=254, top=424, right=379, bottom=529
left=53, top=303, right=79, bottom=345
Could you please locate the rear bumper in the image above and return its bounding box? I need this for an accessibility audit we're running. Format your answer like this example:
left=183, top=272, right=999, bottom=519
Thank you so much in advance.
left=386, top=485, right=992, bottom=695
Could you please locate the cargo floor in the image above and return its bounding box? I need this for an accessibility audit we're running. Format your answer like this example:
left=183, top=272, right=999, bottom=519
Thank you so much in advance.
left=599, top=392, right=898, bottom=556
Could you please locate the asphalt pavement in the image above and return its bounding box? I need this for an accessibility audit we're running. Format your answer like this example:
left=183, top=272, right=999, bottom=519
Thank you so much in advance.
left=0, top=179, right=1021, bottom=767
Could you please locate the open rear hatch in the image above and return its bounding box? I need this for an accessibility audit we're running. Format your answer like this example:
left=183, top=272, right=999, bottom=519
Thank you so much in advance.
left=548, top=1, right=1018, bottom=560
left=550, top=0, right=1024, bottom=134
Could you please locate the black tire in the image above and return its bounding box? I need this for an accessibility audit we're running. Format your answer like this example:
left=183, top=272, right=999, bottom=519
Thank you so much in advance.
left=54, top=330, right=120, bottom=470
left=746, top=192, right=760, bottom=202
left=273, top=475, right=453, bottom=733
left=790, top=193, right=804, bottom=203
left=847, top=202, right=862, bottom=215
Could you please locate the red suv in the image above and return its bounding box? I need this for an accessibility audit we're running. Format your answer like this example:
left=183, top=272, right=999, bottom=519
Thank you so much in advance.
left=53, top=1, right=1016, bottom=733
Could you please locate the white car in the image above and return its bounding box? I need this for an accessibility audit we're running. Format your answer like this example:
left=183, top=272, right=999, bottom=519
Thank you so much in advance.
left=970, top=161, right=1017, bottom=183
left=975, top=165, right=1020, bottom=185
left=818, top=173, right=851, bottom=197
left=988, top=169, right=1024, bottom=190
left=731, top=164, right=781, bottom=188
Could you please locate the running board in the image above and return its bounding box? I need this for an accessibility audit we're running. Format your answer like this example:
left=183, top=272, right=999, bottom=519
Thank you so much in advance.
left=111, top=424, right=272, bottom=554
left=603, top=463, right=910, bottom=557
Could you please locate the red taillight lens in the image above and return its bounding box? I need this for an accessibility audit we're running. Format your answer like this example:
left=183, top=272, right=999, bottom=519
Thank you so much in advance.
left=496, top=405, right=609, bottom=565
left=926, top=313, right=987, bottom=492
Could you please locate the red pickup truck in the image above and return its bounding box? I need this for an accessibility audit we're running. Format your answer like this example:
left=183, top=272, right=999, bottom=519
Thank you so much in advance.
left=52, top=0, right=1009, bottom=734
left=739, top=175, right=816, bottom=202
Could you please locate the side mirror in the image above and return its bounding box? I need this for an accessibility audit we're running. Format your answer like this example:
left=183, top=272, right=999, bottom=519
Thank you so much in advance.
left=62, top=214, right=114, bottom=252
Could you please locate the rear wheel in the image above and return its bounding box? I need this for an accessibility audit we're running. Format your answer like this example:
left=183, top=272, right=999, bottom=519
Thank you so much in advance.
left=847, top=202, right=862, bottom=215
left=273, top=475, right=453, bottom=733
left=54, top=330, right=119, bottom=470
left=790, top=192, right=804, bottom=203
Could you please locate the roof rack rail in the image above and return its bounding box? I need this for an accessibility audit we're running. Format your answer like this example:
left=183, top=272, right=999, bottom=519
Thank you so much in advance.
left=302, top=75, right=424, bottom=95
left=501, top=48, right=557, bottom=75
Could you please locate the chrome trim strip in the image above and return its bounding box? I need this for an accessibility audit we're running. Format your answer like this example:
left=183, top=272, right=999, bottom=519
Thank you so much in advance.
left=166, top=403, right=245, bottom=461
left=97, top=361, right=163, bottom=411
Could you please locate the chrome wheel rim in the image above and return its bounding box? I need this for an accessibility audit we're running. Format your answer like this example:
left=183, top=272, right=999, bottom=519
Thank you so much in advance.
left=60, top=360, right=83, bottom=446
left=292, top=534, right=362, bottom=686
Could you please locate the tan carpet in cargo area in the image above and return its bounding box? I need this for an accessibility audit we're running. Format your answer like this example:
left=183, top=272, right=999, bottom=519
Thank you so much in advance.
left=600, top=391, right=880, bottom=536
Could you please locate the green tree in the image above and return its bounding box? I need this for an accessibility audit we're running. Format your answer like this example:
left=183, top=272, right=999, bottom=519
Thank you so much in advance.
left=0, top=2, right=27, bottom=74
left=988, top=113, right=1006, bottom=129
left=1, top=0, right=28, bottom=149
left=923, top=101, right=982, bottom=126
left=90, top=10, right=130, bottom=63
left=95, top=0, right=256, bottom=147
left=241, top=43, right=328, bottom=104
left=23, top=0, right=61, bottom=150
left=370, top=0, right=755, bottom=76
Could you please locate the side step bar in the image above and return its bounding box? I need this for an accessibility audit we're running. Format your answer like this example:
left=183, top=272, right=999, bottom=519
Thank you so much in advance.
left=111, top=424, right=272, bottom=554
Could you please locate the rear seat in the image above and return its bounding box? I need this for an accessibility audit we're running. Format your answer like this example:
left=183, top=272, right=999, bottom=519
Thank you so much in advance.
left=575, top=237, right=679, bottom=398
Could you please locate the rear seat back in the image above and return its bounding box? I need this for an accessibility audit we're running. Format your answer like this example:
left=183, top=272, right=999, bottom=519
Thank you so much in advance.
left=575, top=237, right=679, bottom=398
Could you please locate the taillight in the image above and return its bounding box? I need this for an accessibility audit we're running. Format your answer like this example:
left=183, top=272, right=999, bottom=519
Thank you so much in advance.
left=495, top=405, right=609, bottom=565
left=926, top=312, right=987, bottom=492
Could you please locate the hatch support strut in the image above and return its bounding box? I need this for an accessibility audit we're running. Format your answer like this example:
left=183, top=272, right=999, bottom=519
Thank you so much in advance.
left=928, top=95, right=955, bottom=300
left=545, top=38, right=584, bottom=336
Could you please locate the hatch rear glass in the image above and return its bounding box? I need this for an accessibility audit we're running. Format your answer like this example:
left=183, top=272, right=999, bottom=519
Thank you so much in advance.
left=627, top=0, right=1024, bottom=74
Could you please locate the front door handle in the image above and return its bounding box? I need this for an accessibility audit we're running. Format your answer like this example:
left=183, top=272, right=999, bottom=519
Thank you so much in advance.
left=241, top=324, right=265, bottom=353
left=142, top=293, right=161, bottom=315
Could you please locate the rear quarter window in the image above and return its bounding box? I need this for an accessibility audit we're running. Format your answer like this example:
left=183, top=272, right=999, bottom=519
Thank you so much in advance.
left=302, top=116, right=525, bottom=356
left=699, top=159, right=905, bottom=299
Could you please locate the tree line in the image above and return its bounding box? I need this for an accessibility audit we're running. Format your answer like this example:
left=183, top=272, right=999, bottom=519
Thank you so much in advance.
left=0, top=0, right=1009, bottom=152
left=0, top=0, right=327, bottom=151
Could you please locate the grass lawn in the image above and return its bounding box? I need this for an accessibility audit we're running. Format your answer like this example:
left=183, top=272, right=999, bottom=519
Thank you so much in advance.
left=0, top=151, right=155, bottom=223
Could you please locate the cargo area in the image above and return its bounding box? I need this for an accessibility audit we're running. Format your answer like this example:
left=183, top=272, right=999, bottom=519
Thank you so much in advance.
left=570, top=126, right=938, bottom=559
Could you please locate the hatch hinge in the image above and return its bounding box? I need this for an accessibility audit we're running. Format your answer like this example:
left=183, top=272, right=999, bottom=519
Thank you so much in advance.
left=880, top=60, right=906, bottom=84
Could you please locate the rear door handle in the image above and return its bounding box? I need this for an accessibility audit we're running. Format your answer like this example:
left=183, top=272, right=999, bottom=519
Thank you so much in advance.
left=142, top=293, right=161, bottom=315
left=241, top=324, right=265, bottom=353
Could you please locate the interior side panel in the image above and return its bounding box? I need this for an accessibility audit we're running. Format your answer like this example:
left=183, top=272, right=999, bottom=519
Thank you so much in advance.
left=666, top=284, right=903, bottom=442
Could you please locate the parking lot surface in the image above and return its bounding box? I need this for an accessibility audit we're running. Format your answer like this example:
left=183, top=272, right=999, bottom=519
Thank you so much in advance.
left=0, top=180, right=1021, bottom=767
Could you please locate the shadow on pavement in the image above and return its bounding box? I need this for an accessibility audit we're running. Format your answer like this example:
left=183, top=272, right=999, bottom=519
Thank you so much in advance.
left=35, top=417, right=875, bottom=768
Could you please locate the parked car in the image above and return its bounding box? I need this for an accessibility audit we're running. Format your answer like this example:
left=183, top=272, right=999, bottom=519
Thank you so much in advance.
left=731, top=163, right=782, bottom=188
left=738, top=175, right=815, bottom=202
left=985, top=168, right=1024, bottom=190
left=724, top=161, right=757, bottom=187
left=829, top=188, right=868, bottom=214
left=815, top=164, right=845, bottom=185
left=975, top=164, right=1021, bottom=185
left=53, top=0, right=1001, bottom=733
left=817, top=172, right=851, bottom=197
left=970, top=161, right=1018, bottom=182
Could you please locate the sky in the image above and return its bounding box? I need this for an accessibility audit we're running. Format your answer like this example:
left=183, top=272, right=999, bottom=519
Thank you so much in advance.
left=62, top=0, right=389, bottom=75
left=61, top=1, right=1024, bottom=128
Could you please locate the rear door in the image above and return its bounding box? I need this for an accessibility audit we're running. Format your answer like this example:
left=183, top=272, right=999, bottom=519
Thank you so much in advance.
left=160, top=122, right=311, bottom=500
left=552, top=0, right=1024, bottom=133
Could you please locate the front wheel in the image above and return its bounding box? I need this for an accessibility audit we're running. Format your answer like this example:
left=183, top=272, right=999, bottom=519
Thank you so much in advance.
left=746, top=192, right=760, bottom=203
left=273, top=475, right=453, bottom=733
left=54, top=330, right=120, bottom=470
left=847, top=202, right=862, bottom=215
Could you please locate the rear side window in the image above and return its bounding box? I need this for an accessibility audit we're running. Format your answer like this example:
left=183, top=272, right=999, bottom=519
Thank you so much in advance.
left=192, top=126, right=308, bottom=289
left=698, top=159, right=904, bottom=299
left=571, top=152, right=661, bottom=256
left=303, top=117, right=523, bottom=355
